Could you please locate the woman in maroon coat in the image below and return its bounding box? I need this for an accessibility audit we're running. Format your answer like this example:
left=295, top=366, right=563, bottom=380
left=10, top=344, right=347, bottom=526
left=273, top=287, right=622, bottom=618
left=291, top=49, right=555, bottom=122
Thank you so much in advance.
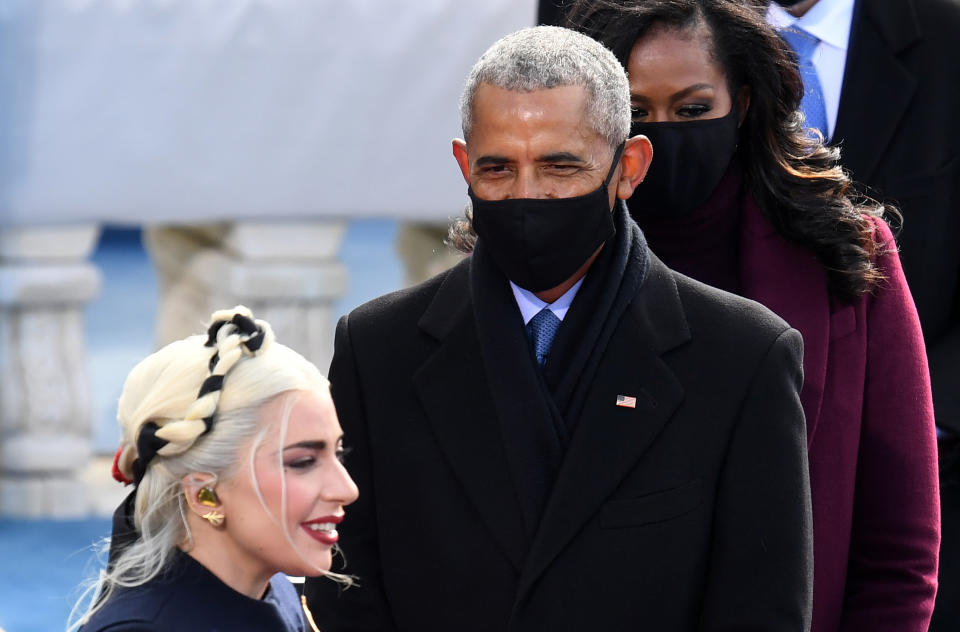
left=570, top=1, right=940, bottom=630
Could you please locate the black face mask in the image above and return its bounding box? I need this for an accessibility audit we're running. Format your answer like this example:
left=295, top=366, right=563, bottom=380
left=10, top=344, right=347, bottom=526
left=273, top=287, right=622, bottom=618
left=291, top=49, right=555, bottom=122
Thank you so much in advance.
left=470, top=143, right=624, bottom=293
left=627, top=107, right=739, bottom=219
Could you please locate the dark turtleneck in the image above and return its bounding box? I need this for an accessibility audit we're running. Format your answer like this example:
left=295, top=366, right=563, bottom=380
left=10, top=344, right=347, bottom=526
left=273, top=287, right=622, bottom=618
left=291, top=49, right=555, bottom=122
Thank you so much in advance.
left=632, top=161, right=744, bottom=295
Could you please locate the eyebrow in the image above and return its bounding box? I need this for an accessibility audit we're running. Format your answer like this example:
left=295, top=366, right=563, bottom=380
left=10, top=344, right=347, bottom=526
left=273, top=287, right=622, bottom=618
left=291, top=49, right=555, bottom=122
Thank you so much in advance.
left=283, top=437, right=343, bottom=451
left=631, top=83, right=715, bottom=103
left=538, top=152, right=586, bottom=164
left=475, top=155, right=511, bottom=167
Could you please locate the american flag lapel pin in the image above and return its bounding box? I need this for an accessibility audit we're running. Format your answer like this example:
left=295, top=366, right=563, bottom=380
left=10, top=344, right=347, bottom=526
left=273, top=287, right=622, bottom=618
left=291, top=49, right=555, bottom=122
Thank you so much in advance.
left=616, top=394, right=637, bottom=409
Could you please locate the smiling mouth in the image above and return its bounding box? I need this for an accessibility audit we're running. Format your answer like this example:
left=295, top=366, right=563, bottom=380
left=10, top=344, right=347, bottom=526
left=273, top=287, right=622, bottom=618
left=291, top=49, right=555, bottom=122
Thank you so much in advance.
left=301, top=516, right=343, bottom=545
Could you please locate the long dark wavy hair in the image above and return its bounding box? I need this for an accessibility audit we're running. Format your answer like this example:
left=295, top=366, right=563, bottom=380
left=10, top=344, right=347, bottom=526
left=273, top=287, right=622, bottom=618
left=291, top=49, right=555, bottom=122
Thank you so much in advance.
left=563, top=0, right=896, bottom=300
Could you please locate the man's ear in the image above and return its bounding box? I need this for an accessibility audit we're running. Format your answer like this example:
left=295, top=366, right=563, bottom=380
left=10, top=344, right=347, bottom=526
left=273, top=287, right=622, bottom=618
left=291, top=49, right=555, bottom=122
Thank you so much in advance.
left=452, top=138, right=470, bottom=185
left=182, top=472, right=222, bottom=517
left=616, top=135, right=653, bottom=200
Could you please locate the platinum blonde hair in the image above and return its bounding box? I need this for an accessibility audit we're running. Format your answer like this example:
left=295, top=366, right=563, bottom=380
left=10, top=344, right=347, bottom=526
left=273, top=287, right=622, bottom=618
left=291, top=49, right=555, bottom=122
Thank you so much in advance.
left=459, top=25, right=631, bottom=150
left=70, top=306, right=343, bottom=630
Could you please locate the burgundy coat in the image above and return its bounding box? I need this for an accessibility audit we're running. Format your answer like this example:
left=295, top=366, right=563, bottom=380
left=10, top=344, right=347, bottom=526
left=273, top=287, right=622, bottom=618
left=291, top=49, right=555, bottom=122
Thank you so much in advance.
left=739, top=196, right=940, bottom=632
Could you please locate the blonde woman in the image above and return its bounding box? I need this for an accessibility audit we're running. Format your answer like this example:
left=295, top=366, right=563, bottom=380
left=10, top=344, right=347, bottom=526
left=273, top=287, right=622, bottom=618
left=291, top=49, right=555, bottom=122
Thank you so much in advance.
left=73, top=306, right=358, bottom=632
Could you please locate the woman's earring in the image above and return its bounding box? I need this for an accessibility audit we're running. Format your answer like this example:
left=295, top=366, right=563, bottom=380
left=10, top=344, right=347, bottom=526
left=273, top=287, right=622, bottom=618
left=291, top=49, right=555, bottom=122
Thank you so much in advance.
left=197, top=486, right=224, bottom=526
left=198, top=486, right=220, bottom=507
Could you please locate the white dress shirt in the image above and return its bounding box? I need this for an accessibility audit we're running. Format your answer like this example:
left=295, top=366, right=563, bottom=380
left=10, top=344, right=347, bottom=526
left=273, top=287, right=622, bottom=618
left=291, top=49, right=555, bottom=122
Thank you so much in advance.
left=767, top=0, right=855, bottom=140
left=510, top=277, right=585, bottom=325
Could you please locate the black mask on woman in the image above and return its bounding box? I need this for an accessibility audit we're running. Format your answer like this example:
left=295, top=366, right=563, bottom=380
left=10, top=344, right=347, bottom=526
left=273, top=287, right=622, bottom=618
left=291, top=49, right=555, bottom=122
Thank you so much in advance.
left=469, top=143, right=624, bottom=293
left=627, top=107, right=739, bottom=218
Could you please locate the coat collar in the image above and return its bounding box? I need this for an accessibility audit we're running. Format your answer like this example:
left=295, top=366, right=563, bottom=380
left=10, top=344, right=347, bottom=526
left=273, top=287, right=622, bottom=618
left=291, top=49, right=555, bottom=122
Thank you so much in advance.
left=832, top=0, right=921, bottom=182
left=739, top=195, right=829, bottom=444
left=860, top=0, right=922, bottom=52
left=417, top=259, right=471, bottom=342
left=413, top=259, right=531, bottom=571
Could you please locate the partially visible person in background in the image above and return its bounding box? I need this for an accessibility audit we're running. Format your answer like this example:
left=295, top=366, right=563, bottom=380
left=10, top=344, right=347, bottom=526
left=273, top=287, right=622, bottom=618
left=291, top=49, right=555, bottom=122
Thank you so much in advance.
left=766, top=3, right=960, bottom=627
left=72, top=306, right=358, bottom=632
left=764, top=0, right=960, bottom=439
left=568, top=1, right=940, bottom=631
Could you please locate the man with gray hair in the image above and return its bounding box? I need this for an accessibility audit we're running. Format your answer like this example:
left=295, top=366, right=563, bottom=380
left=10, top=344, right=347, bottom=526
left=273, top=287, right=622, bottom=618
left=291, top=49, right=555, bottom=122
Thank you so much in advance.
left=305, top=26, right=813, bottom=631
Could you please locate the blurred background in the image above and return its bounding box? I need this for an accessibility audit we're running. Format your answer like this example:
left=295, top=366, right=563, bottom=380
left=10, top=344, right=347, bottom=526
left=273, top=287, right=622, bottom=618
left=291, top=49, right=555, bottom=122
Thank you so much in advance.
left=0, top=1, right=537, bottom=629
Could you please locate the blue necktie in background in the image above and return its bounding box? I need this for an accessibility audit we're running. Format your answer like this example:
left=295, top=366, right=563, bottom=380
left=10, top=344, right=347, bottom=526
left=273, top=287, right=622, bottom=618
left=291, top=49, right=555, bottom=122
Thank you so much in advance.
left=781, top=26, right=829, bottom=139
left=527, top=308, right=561, bottom=367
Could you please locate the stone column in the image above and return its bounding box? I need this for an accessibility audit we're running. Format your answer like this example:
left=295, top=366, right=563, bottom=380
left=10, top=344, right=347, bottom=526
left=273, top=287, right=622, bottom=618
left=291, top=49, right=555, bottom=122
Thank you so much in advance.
left=144, top=220, right=347, bottom=373
left=0, top=225, right=101, bottom=517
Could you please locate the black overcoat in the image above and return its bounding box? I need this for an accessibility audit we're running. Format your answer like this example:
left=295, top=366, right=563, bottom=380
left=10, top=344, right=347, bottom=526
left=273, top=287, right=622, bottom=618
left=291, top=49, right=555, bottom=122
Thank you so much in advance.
left=833, top=0, right=960, bottom=430
left=305, top=254, right=813, bottom=631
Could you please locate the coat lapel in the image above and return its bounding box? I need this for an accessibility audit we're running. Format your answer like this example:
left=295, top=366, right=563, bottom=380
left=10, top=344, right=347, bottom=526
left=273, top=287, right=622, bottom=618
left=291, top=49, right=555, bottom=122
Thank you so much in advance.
left=514, top=257, right=689, bottom=601
left=412, top=262, right=528, bottom=571
left=832, top=0, right=921, bottom=182
left=739, top=197, right=829, bottom=444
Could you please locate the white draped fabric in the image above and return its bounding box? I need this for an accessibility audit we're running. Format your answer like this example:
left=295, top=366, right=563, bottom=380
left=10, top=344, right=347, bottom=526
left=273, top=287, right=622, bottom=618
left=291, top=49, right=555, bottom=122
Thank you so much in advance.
left=0, top=0, right=538, bottom=226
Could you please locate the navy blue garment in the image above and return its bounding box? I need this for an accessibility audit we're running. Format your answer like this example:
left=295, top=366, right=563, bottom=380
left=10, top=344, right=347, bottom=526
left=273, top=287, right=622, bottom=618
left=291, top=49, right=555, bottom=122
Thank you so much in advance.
left=80, top=549, right=309, bottom=631
left=526, top=308, right=561, bottom=367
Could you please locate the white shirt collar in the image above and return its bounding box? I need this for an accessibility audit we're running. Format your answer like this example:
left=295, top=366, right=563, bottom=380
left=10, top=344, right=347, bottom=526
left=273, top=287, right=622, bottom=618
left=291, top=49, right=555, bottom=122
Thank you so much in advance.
left=510, top=276, right=585, bottom=325
left=766, top=0, right=855, bottom=50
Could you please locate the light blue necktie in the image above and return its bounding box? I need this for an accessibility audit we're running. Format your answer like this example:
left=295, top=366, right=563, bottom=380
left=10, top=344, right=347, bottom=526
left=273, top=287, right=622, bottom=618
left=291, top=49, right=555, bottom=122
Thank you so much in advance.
left=781, top=26, right=829, bottom=139
left=527, top=308, right=561, bottom=367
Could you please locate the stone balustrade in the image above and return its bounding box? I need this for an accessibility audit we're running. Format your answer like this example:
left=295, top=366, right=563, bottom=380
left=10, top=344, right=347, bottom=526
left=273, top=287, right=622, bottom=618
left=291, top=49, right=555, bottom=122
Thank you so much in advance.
left=0, top=226, right=101, bottom=517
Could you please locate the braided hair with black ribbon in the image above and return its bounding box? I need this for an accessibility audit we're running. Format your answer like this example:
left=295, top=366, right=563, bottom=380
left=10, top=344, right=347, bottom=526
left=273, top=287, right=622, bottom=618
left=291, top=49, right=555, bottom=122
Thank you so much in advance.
left=108, top=306, right=273, bottom=565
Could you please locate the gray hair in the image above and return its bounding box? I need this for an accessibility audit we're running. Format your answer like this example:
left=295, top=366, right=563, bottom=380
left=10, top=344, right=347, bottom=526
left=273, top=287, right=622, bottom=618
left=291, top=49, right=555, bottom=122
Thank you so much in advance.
left=460, top=25, right=631, bottom=149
